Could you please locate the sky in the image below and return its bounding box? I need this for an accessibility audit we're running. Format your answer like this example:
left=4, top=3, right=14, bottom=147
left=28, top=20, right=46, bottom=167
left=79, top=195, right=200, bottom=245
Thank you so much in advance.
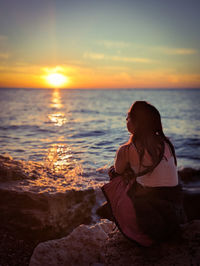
left=0, top=0, right=200, bottom=89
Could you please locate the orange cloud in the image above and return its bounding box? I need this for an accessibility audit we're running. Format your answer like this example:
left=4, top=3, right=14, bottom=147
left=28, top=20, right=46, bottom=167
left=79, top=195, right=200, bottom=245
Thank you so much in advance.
left=0, top=53, right=10, bottom=59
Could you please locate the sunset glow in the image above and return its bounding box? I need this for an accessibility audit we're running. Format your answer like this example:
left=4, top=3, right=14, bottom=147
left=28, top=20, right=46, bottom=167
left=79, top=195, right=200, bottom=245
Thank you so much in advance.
left=0, top=0, right=199, bottom=89
left=46, top=73, right=68, bottom=88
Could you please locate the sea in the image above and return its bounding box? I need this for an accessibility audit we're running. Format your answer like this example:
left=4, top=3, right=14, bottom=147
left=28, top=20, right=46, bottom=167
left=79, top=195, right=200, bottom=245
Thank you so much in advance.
left=0, top=88, right=199, bottom=187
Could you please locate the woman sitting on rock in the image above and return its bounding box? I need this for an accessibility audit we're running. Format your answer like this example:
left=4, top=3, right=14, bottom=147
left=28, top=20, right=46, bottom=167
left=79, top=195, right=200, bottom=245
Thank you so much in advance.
left=97, top=101, right=186, bottom=246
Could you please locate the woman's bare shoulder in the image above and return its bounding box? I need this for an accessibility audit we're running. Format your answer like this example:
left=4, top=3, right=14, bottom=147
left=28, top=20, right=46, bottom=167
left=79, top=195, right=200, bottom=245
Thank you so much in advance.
left=117, top=142, right=130, bottom=152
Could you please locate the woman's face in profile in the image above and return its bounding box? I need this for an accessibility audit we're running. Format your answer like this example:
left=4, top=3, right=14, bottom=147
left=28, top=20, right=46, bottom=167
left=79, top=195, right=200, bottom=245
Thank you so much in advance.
left=126, top=112, right=135, bottom=134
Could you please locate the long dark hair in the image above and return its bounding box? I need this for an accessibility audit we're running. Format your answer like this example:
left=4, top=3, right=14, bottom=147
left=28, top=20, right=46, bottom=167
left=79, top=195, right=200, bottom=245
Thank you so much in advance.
left=128, top=101, right=177, bottom=173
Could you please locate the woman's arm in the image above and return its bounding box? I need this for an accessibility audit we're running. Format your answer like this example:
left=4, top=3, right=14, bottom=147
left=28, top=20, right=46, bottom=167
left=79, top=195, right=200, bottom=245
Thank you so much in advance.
left=114, top=145, right=129, bottom=174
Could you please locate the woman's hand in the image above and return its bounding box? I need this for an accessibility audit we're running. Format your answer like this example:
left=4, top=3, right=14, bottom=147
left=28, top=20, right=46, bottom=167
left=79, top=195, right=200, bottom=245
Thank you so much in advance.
left=108, top=164, right=135, bottom=183
left=122, top=164, right=135, bottom=184
left=108, top=165, right=119, bottom=180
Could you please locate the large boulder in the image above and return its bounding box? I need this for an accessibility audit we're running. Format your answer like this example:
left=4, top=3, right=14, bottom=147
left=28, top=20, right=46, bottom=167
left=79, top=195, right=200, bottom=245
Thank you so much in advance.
left=30, top=220, right=200, bottom=266
left=0, top=155, right=96, bottom=241
left=0, top=188, right=95, bottom=241
left=29, top=220, right=113, bottom=266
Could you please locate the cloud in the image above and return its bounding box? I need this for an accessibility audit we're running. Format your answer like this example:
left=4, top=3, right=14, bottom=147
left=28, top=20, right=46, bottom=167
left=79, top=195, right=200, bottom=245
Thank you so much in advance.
left=0, top=53, right=10, bottom=59
left=97, top=40, right=131, bottom=49
left=98, top=65, right=129, bottom=71
left=167, top=73, right=200, bottom=84
left=42, top=65, right=67, bottom=74
left=83, top=52, right=105, bottom=60
left=159, top=47, right=198, bottom=55
left=83, top=52, right=152, bottom=63
left=111, top=56, right=151, bottom=63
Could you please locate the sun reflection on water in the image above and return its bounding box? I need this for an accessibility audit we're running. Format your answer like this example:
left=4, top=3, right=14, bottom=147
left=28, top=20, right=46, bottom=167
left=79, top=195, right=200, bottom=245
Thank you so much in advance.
left=46, top=89, right=73, bottom=174
left=48, top=89, right=67, bottom=126
left=51, top=89, right=63, bottom=109
left=48, top=113, right=67, bottom=126
left=32, top=89, right=100, bottom=192
left=44, top=144, right=74, bottom=172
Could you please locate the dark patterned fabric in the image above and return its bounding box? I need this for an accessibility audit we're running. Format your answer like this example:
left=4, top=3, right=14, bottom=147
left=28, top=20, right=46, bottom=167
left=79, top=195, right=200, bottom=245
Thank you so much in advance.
left=127, top=182, right=187, bottom=241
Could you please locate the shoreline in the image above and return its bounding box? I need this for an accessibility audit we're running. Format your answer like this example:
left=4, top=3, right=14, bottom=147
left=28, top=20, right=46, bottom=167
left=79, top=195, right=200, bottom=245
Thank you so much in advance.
left=0, top=154, right=200, bottom=265
left=0, top=153, right=199, bottom=192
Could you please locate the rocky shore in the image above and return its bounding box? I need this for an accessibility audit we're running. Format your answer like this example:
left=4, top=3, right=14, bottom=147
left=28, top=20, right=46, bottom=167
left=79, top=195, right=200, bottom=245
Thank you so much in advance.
left=30, top=219, right=200, bottom=266
left=0, top=154, right=200, bottom=266
left=0, top=155, right=96, bottom=265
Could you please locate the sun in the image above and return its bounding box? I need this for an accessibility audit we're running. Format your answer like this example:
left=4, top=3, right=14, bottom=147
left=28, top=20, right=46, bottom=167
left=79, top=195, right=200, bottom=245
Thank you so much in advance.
left=46, top=73, right=68, bottom=88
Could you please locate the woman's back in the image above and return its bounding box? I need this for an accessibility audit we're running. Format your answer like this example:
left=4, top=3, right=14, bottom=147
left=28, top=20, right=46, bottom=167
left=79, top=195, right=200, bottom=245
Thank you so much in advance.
left=130, top=142, right=178, bottom=187
left=114, top=142, right=178, bottom=187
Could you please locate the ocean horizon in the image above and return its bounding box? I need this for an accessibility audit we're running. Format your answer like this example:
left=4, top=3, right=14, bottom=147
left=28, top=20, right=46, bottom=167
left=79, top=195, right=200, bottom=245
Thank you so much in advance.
left=0, top=87, right=200, bottom=90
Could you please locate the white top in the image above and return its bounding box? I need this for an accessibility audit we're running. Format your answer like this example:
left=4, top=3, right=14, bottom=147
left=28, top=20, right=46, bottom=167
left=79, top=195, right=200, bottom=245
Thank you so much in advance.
left=114, top=142, right=178, bottom=187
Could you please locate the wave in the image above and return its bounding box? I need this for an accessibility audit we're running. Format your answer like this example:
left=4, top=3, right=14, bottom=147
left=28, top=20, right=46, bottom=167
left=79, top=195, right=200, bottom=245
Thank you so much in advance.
left=0, top=125, right=56, bottom=135
left=73, top=109, right=100, bottom=114
left=187, top=139, right=200, bottom=147
left=95, top=140, right=114, bottom=146
left=1, top=153, right=199, bottom=183
left=72, top=130, right=106, bottom=138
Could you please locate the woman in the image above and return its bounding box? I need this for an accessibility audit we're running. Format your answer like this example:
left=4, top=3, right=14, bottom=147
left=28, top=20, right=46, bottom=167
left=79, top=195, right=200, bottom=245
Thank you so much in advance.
left=97, top=101, right=186, bottom=246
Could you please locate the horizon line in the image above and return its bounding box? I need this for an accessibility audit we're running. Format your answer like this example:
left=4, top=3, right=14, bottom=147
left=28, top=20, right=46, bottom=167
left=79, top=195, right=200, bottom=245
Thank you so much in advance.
left=0, top=87, right=200, bottom=90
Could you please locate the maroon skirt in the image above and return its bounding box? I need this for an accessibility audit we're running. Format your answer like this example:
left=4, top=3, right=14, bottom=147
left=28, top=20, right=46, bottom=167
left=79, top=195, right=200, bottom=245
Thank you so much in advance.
left=102, top=176, right=153, bottom=246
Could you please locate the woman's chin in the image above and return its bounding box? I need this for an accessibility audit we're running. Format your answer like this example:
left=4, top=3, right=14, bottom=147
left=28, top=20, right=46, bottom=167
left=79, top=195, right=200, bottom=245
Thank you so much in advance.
left=127, top=127, right=134, bottom=134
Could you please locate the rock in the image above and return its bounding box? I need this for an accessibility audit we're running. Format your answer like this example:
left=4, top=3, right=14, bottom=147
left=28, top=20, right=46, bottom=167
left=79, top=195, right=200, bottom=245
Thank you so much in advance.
left=0, top=188, right=95, bottom=241
left=104, top=220, right=200, bottom=266
left=177, top=168, right=200, bottom=221
left=29, top=220, right=113, bottom=266
left=1, top=154, right=200, bottom=265
left=178, top=168, right=200, bottom=183
left=177, top=167, right=200, bottom=221
left=30, top=220, right=200, bottom=266
left=0, top=227, right=36, bottom=266
left=0, top=155, right=96, bottom=241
